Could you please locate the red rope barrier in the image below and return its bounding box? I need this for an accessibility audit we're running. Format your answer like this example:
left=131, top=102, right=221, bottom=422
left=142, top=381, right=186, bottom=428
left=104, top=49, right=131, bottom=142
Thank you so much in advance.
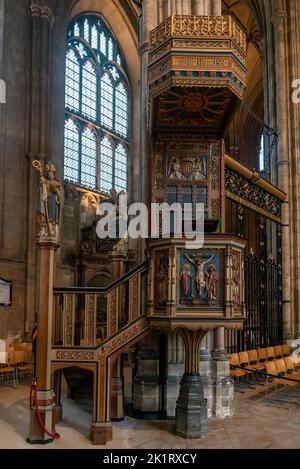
left=30, top=383, right=61, bottom=440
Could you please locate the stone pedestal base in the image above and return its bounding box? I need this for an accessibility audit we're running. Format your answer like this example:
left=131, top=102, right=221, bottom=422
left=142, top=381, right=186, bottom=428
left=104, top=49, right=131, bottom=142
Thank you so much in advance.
left=175, top=374, right=208, bottom=439
left=133, top=377, right=160, bottom=412
left=27, top=407, right=54, bottom=445
left=133, top=350, right=160, bottom=414
left=89, top=422, right=113, bottom=445
left=211, top=351, right=234, bottom=418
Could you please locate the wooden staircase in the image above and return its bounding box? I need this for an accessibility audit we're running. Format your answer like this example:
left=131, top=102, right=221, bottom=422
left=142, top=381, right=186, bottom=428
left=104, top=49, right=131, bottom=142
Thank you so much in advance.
left=50, top=261, right=149, bottom=445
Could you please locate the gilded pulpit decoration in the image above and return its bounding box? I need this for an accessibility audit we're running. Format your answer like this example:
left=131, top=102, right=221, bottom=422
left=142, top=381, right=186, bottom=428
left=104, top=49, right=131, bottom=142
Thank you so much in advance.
left=210, top=144, right=220, bottom=191
left=155, top=152, right=165, bottom=190
left=63, top=294, right=75, bottom=347
left=147, top=238, right=246, bottom=329
left=33, top=160, right=64, bottom=239
left=225, top=168, right=281, bottom=221
left=85, top=295, right=96, bottom=347
left=129, top=274, right=140, bottom=321
left=107, top=289, right=118, bottom=337
left=168, top=156, right=207, bottom=181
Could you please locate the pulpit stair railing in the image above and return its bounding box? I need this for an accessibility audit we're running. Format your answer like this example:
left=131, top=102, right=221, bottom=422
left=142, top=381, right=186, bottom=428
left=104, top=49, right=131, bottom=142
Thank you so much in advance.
left=52, top=261, right=148, bottom=349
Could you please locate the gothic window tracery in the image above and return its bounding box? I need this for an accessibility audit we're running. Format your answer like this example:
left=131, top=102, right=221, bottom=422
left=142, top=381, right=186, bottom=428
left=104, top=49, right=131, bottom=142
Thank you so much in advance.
left=64, top=15, right=129, bottom=193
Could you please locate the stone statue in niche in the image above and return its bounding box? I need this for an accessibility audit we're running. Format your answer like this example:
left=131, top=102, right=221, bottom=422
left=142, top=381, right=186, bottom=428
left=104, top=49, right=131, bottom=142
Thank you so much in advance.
left=33, top=160, right=64, bottom=238
left=206, top=264, right=219, bottom=302
left=184, top=253, right=215, bottom=299
left=180, top=263, right=193, bottom=304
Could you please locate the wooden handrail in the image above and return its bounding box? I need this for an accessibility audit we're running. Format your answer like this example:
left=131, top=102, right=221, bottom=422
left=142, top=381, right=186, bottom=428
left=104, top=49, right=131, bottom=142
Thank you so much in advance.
left=53, top=260, right=148, bottom=294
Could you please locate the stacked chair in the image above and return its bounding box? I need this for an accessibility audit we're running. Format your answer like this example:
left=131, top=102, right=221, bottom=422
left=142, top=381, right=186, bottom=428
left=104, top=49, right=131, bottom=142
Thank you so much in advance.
left=230, top=344, right=300, bottom=397
left=0, top=343, right=34, bottom=387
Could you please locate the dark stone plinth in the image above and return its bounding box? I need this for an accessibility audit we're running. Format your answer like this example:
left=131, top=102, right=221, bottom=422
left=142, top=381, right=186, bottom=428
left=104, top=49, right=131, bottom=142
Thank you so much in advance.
left=175, top=374, right=208, bottom=439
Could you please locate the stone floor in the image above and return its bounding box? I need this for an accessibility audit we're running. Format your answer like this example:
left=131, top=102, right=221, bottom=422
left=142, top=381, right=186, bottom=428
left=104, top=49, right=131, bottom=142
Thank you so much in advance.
left=1, top=382, right=300, bottom=449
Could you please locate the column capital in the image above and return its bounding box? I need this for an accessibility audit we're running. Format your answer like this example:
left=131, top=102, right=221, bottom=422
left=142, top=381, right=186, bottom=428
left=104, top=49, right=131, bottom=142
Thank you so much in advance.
left=139, top=41, right=150, bottom=55
left=30, top=4, right=55, bottom=28
left=271, top=10, right=287, bottom=25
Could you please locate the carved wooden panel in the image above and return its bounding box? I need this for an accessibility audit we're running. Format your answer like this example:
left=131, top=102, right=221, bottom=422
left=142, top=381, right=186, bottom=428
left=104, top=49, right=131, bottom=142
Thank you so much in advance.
left=63, top=294, right=75, bottom=347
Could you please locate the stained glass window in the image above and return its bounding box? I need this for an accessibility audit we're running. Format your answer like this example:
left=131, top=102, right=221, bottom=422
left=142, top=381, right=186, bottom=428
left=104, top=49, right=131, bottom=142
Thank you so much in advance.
left=64, top=15, right=129, bottom=193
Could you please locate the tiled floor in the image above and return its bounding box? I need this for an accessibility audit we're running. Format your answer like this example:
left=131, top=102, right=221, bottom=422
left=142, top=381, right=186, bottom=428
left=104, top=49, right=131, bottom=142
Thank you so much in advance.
left=0, top=382, right=300, bottom=449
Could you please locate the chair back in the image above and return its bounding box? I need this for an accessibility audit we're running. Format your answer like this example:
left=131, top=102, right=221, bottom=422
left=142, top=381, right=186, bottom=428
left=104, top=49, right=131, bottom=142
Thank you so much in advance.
left=265, top=361, right=277, bottom=376
left=258, top=348, right=267, bottom=360
left=275, top=359, right=286, bottom=374
left=248, top=350, right=259, bottom=362
left=274, top=345, right=283, bottom=357
left=282, top=344, right=290, bottom=356
left=284, top=356, right=294, bottom=371
left=9, top=351, right=24, bottom=365
left=238, top=351, right=249, bottom=365
left=266, top=347, right=275, bottom=359
left=230, top=354, right=240, bottom=366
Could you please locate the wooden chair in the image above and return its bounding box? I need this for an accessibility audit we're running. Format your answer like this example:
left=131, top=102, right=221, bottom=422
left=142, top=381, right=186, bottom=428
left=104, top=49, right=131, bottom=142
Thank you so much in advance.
left=266, top=347, right=275, bottom=361
left=229, top=354, right=248, bottom=381
left=258, top=348, right=267, bottom=362
left=284, top=356, right=300, bottom=377
left=0, top=354, right=17, bottom=388
left=274, top=345, right=283, bottom=358
left=282, top=344, right=290, bottom=356
left=248, top=349, right=266, bottom=371
left=15, top=351, right=34, bottom=379
left=265, top=361, right=298, bottom=396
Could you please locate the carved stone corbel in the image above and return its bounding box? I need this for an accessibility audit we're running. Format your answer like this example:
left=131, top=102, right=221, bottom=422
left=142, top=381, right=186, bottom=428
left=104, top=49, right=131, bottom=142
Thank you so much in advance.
left=30, top=4, right=55, bottom=28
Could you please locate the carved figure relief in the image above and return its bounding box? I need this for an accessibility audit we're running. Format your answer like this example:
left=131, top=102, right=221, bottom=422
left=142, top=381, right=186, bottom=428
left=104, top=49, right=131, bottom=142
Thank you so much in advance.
left=168, top=156, right=207, bottom=182
left=178, top=251, right=221, bottom=307
left=206, top=264, right=219, bottom=302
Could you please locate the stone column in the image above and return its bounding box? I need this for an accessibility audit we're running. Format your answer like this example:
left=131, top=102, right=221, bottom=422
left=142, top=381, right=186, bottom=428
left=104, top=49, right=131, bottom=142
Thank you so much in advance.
left=25, top=2, right=55, bottom=340
left=27, top=237, right=60, bottom=444
left=199, top=348, right=213, bottom=417
left=272, top=9, right=292, bottom=339
left=175, top=329, right=207, bottom=439
left=212, top=0, right=222, bottom=15
left=191, top=0, right=206, bottom=15
left=211, top=327, right=234, bottom=418
left=182, top=0, right=192, bottom=15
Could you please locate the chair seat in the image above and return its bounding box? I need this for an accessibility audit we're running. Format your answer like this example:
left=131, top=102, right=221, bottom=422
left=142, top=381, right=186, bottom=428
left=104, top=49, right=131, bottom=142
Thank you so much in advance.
left=249, top=364, right=265, bottom=371
left=274, top=378, right=298, bottom=387
left=231, top=369, right=247, bottom=378
left=0, top=367, right=14, bottom=373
